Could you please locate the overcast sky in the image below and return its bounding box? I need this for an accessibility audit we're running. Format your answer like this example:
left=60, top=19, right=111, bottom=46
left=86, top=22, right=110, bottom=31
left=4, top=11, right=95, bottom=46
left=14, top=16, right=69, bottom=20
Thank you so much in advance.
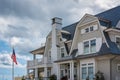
left=0, top=0, right=119, bottom=80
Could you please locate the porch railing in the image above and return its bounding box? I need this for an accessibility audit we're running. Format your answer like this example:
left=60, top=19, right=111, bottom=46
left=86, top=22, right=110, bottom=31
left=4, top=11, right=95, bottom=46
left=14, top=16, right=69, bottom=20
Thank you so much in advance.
left=27, top=58, right=44, bottom=67
left=25, top=77, right=50, bottom=80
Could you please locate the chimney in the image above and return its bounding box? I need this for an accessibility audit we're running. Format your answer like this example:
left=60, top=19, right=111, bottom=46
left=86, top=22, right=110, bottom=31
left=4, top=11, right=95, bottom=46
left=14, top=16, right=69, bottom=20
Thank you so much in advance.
left=51, top=17, right=62, bottom=79
left=52, top=17, right=62, bottom=30
left=51, top=17, right=62, bottom=61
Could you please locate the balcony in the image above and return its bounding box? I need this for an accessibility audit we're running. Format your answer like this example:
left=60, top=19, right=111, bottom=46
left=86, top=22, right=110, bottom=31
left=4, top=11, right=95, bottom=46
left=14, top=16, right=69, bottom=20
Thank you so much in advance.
left=27, top=58, right=52, bottom=69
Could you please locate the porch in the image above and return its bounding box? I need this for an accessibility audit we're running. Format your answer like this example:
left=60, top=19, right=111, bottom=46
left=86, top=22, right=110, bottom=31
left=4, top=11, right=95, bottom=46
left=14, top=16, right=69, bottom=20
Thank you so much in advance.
left=57, top=61, right=79, bottom=80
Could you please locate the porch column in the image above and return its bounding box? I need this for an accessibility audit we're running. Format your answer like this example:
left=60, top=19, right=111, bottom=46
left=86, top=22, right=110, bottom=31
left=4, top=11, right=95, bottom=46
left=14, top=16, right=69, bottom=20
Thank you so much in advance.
left=71, top=61, right=74, bottom=80
left=44, top=67, right=47, bottom=80
left=27, top=69, right=29, bottom=78
left=77, top=62, right=80, bottom=80
left=27, top=69, right=29, bottom=75
left=70, top=62, right=72, bottom=80
left=70, top=61, right=74, bottom=80
left=35, top=68, right=38, bottom=80
left=57, top=64, right=60, bottom=80
left=33, top=54, right=36, bottom=60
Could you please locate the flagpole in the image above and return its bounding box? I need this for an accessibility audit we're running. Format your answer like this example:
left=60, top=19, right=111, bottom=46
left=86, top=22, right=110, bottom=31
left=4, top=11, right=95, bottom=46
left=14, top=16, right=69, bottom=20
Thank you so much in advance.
left=12, top=61, right=14, bottom=80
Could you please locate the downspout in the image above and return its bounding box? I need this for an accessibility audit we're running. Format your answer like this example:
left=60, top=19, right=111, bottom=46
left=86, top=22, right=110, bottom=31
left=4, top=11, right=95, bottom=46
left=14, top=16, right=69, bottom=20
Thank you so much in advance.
left=110, top=55, right=117, bottom=80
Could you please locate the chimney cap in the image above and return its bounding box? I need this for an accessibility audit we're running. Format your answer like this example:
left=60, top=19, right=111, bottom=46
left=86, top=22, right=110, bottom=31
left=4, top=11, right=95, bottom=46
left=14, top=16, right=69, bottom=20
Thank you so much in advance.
left=52, top=17, right=62, bottom=24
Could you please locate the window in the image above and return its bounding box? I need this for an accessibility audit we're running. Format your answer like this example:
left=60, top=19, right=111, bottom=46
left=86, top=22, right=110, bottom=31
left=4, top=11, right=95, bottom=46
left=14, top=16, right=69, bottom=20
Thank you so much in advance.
left=90, top=26, right=94, bottom=31
left=84, top=39, right=96, bottom=54
left=81, top=63, right=94, bottom=80
left=61, top=48, right=65, bottom=58
left=81, top=25, right=98, bottom=34
left=48, top=51, right=51, bottom=61
left=85, top=28, right=89, bottom=33
left=117, top=64, right=120, bottom=72
left=90, top=40, right=96, bottom=53
left=60, top=64, right=65, bottom=78
left=116, top=37, right=120, bottom=49
left=84, top=41, right=89, bottom=54
left=82, top=67, right=87, bottom=79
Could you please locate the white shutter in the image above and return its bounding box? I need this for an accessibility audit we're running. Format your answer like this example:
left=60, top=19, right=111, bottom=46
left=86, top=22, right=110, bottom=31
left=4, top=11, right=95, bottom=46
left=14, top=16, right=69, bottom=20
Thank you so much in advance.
left=93, top=25, right=98, bottom=30
left=81, top=29, right=85, bottom=34
left=96, top=38, right=102, bottom=52
left=78, top=42, right=83, bottom=55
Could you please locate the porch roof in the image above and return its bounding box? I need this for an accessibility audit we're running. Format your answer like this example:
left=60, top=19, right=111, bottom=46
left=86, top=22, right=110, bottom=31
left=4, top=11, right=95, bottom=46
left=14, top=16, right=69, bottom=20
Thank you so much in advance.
left=30, top=46, right=45, bottom=55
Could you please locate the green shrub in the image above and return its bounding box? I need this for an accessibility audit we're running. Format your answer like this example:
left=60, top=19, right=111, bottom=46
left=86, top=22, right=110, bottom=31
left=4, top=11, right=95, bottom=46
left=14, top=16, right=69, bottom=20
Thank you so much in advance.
left=49, top=74, right=57, bottom=80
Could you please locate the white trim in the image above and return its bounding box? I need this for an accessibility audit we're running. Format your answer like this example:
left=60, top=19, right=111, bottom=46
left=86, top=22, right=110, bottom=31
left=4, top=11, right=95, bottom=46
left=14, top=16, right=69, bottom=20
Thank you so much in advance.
left=97, top=20, right=109, bottom=48
left=82, top=38, right=97, bottom=54
left=80, top=58, right=95, bottom=80
left=81, top=24, right=98, bottom=34
left=105, top=28, right=120, bottom=32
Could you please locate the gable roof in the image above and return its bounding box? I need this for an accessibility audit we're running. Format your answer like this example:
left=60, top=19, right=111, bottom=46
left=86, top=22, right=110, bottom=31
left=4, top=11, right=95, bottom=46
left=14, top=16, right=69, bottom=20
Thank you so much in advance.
left=95, top=6, right=120, bottom=28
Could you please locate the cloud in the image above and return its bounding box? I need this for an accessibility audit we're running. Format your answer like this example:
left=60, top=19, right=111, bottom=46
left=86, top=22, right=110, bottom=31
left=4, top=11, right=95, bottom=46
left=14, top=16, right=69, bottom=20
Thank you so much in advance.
left=0, top=52, right=30, bottom=68
left=0, top=0, right=119, bottom=56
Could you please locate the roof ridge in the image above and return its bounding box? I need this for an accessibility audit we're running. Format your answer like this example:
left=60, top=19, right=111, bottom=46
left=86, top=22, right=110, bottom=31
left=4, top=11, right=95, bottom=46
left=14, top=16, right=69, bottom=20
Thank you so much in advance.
left=62, top=22, right=78, bottom=29
left=95, top=6, right=120, bottom=16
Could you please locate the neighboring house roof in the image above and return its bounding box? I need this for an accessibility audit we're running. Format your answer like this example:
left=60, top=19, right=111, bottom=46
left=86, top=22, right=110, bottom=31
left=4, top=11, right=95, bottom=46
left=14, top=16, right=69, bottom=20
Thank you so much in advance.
left=95, top=6, right=120, bottom=28
left=103, top=31, right=120, bottom=54
left=62, top=22, right=78, bottom=40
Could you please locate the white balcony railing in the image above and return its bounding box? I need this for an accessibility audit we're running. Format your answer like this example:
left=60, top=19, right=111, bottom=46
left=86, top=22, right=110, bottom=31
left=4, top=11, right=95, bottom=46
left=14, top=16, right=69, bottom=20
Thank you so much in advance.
left=27, top=58, right=44, bottom=68
left=27, top=58, right=52, bottom=68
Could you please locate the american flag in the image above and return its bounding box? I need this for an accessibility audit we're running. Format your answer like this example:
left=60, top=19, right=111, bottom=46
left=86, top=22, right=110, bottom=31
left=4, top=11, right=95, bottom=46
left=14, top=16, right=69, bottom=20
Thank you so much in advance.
left=11, top=48, right=17, bottom=65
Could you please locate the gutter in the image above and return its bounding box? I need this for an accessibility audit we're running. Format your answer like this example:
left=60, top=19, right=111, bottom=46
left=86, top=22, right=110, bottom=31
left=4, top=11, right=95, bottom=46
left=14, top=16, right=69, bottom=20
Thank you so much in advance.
left=110, top=56, right=118, bottom=80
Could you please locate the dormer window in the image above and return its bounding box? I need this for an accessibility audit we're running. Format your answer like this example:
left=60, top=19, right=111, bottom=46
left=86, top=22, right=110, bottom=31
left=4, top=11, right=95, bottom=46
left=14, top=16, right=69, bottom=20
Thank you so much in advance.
left=81, top=24, right=98, bottom=34
left=116, top=37, right=120, bottom=49
left=83, top=39, right=96, bottom=54
left=61, top=47, right=65, bottom=58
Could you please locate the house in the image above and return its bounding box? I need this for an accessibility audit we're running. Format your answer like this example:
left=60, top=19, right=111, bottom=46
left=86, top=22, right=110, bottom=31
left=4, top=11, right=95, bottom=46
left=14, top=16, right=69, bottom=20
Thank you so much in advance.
left=27, top=6, right=120, bottom=80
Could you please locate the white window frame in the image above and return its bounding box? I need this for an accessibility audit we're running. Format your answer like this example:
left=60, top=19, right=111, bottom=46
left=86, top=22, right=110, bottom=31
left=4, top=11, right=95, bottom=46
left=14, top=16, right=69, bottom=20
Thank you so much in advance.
left=80, top=59, right=95, bottom=80
left=83, top=38, right=96, bottom=54
left=81, top=24, right=98, bottom=34
left=115, top=36, right=120, bottom=49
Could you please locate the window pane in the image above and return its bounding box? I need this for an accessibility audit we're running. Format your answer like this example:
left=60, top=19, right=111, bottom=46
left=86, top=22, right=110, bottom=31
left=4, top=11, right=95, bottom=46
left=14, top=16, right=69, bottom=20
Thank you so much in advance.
left=61, top=48, right=64, bottom=57
left=82, top=67, right=87, bottom=79
left=85, top=28, right=89, bottom=33
left=60, top=70, right=64, bottom=78
left=90, top=26, right=93, bottom=31
left=116, top=37, right=120, bottom=49
left=84, top=41, right=89, bottom=53
left=90, top=40, right=96, bottom=53
left=88, top=67, right=94, bottom=80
